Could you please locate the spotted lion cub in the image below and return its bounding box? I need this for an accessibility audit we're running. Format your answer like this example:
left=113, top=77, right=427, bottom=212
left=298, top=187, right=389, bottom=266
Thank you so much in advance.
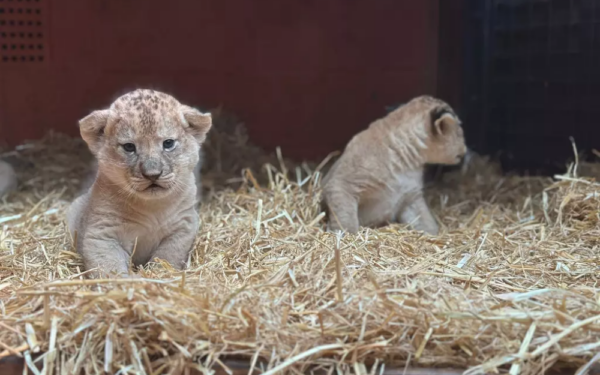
left=67, top=89, right=212, bottom=278
left=321, top=95, right=466, bottom=235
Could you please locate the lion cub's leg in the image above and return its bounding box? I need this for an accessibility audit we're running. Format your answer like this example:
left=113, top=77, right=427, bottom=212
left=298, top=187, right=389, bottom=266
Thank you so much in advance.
left=398, top=194, right=439, bottom=235
left=323, top=188, right=360, bottom=233
left=81, top=237, right=132, bottom=278
left=151, top=212, right=198, bottom=270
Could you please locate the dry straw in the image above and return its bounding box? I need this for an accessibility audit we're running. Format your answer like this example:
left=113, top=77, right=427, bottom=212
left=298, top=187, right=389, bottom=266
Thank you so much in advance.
left=1, top=115, right=600, bottom=375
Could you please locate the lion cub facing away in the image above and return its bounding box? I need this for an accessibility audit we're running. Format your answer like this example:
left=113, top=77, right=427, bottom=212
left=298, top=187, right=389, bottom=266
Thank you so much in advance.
left=321, top=95, right=466, bottom=235
left=67, top=89, right=212, bottom=278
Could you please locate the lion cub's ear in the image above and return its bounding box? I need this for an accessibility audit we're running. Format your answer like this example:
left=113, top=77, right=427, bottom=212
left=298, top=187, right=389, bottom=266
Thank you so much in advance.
left=432, top=110, right=459, bottom=136
left=79, top=109, right=113, bottom=155
left=180, top=105, right=212, bottom=144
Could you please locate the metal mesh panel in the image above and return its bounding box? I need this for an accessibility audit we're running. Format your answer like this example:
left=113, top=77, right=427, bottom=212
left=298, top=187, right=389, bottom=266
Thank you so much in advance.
left=465, top=0, right=600, bottom=173
left=0, top=0, right=46, bottom=63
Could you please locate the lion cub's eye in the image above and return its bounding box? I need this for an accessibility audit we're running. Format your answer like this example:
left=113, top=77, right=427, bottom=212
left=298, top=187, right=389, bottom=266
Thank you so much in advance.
left=163, top=139, right=176, bottom=150
left=122, top=143, right=136, bottom=153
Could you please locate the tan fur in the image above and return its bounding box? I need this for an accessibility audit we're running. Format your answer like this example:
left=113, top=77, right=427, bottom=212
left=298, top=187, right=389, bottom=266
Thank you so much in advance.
left=0, top=160, right=17, bottom=198
left=67, top=89, right=212, bottom=278
left=321, top=95, right=466, bottom=234
left=79, top=153, right=205, bottom=205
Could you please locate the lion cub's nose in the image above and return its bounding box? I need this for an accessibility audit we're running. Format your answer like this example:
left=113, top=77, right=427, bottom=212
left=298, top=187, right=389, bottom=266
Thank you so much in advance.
left=142, top=171, right=162, bottom=181
left=141, top=160, right=163, bottom=181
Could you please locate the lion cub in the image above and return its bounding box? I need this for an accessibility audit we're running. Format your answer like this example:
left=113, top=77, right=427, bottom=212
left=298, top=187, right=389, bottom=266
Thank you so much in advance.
left=321, top=95, right=466, bottom=234
left=67, top=89, right=212, bottom=278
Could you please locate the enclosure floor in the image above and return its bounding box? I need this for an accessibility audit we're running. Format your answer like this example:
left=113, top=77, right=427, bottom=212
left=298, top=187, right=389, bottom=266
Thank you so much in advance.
left=1, top=134, right=599, bottom=375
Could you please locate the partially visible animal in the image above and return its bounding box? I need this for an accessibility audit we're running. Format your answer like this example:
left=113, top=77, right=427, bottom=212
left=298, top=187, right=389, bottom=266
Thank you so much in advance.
left=67, top=89, right=212, bottom=278
left=321, top=95, right=467, bottom=235
left=0, top=160, right=17, bottom=198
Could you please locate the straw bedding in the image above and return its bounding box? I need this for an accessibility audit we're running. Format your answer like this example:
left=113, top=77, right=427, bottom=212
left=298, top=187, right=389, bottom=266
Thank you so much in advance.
left=1, top=117, right=600, bottom=375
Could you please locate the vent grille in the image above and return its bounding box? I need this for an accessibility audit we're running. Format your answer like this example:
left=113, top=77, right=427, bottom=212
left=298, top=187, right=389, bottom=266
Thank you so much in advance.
left=0, top=0, right=46, bottom=63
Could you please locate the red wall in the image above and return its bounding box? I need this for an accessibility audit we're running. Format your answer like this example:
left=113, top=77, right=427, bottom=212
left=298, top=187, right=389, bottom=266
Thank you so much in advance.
left=0, top=0, right=440, bottom=159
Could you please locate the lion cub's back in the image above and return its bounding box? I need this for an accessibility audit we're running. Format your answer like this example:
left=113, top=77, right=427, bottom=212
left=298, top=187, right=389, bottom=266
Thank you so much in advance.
left=66, top=192, right=91, bottom=245
left=322, top=124, right=393, bottom=195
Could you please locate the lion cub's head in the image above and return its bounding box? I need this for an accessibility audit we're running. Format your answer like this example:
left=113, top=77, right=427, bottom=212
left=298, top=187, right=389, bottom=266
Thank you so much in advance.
left=390, top=96, right=467, bottom=166
left=79, top=89, right=212, bottom=199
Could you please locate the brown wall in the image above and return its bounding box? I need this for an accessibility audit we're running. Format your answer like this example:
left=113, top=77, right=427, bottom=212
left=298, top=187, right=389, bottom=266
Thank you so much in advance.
left=0, top=0, right=440, bottom=159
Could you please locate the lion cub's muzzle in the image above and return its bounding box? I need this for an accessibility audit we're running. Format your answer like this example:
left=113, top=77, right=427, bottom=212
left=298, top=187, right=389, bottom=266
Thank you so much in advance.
left=137, top=159, right=172, bottom=191
left=140, top=159, right=163, bottom=181
left=142, top=170, right=162, bottom=182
